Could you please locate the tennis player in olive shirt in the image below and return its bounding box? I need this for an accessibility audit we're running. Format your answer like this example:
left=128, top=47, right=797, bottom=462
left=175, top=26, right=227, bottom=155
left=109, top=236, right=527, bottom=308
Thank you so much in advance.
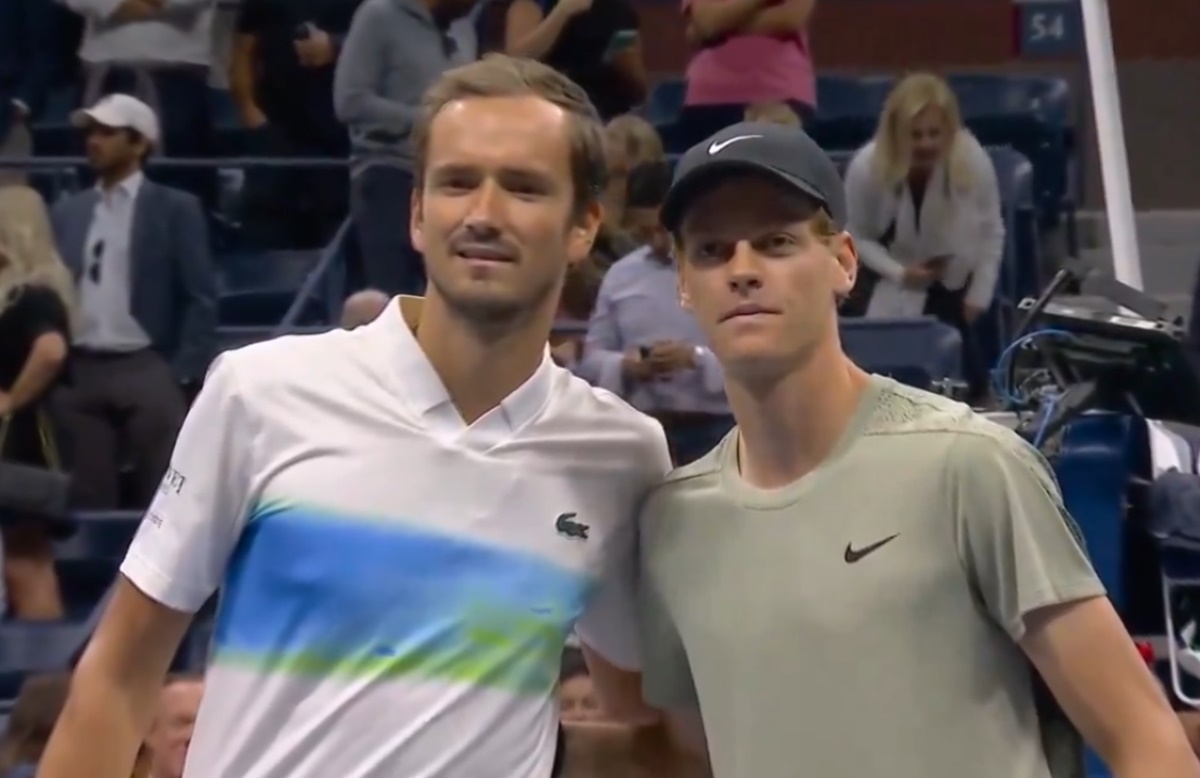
left=635, top=122, right=1199, bottom=778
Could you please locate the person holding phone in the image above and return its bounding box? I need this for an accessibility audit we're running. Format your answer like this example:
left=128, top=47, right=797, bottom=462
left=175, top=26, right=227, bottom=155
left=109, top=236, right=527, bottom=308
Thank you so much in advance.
left=577, top=161, right=732, bottom=466
left=843, top=73, right=1004, bottom=399
left=474, top=0, right=647, bottom=119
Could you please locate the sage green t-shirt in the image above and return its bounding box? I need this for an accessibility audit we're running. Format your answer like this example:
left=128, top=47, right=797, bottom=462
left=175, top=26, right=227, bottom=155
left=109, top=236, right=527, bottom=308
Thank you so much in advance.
left=637, top=375, right=1104, bottom=778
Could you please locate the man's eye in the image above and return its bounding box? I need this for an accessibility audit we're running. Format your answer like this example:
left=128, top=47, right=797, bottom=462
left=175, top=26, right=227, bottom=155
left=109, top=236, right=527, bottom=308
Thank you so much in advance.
left=762, top=233, right=798, bottom=251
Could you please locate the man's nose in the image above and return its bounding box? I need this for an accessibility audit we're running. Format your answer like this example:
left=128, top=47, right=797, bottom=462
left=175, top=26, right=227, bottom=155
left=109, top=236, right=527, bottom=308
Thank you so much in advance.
left=464, top=179, right=504, bottom=228
left=726, top=240, right=764, bottom=293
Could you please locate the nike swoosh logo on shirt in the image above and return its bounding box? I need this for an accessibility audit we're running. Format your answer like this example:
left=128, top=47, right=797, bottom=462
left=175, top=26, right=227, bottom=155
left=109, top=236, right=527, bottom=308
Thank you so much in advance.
left=843, top=533, right=900, bottom=563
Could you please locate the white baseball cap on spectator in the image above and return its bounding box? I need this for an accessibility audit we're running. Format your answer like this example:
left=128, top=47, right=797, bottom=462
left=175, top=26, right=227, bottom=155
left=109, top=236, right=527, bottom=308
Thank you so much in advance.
left=70, top=94, right=160, bottom=145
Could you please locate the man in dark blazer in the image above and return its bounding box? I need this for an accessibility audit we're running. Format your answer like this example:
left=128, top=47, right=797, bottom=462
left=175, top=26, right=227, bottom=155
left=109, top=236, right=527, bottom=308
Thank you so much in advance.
left=0, top=0, right=61, bottom=180
left=51, top=94, right=217, bottom=510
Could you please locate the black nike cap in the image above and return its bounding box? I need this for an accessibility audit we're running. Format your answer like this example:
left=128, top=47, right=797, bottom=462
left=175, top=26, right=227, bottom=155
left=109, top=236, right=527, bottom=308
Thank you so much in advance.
left=660, top=121, right=847, bottom=234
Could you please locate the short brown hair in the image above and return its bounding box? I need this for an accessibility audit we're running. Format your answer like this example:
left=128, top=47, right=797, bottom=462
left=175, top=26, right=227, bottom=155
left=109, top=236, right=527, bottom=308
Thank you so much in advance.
left=604, top=114, right=665, bottom=170
left=413, top=54, right=608, bottom=217
left=744, top=101, right=802, bottom=128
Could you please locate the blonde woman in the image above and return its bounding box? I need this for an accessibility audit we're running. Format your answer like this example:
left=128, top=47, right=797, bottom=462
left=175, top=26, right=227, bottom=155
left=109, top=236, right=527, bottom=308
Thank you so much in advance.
left=0, top=185, right=75, bottom=620
left=843, top=72, right=1004, bottom=397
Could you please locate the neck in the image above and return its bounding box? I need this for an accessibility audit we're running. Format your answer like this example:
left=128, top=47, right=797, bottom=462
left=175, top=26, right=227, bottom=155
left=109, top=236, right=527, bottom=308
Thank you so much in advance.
left=726, top=334, right=871, bottom=490
left=99, top=164, right=138, bottom=190
left=414, top=293, right=554, bottom=424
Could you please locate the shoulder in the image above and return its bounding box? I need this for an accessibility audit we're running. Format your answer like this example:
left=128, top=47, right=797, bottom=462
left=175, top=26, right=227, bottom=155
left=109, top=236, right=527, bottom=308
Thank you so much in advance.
left=846, top=141, right=878, bottom=173
left=13, top=284, right=67, bottom=317
left=601, top=248, right=649, bottom=284
left=954, top=130, right=996, bottom=181
left=955, top=129, right=990, bottom=163
left=862, top=380, right=1052, bottom=481
left=212, top=326, right=361, bottom=411
left=149, top=183, right=203, bottom=213
left=14, top=283, right=61, bottom=306
left=943, top=417, right=1057, bottom=491
left=353, top=0, right=393, bottom=22
left=643, top=427, right=731, bottom=509
left=844, top=142, right=882, bottom=191
left=542, top=367, right=670, bottom=473
left=50, top=191, right=88, bottom=217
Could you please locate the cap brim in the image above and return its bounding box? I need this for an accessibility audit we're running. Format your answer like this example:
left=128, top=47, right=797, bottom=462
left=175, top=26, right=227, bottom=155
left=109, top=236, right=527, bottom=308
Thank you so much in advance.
left=660, top=159, right=829, bottom=233
left=69, top=108, right=111, bottom=129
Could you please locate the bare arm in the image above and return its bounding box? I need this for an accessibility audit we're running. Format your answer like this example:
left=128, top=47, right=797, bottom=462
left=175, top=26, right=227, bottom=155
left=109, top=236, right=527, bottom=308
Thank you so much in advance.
left=1022, top=598, right=1200, bottom=778
left=685, top=0, right=765, bottom=46
left=502, top=0, right=574, bottom=61
left=738, top=0, right=813, bottom=36
left=37, top=579, right=194, bottom=778
left=229, top=34, right=267, bottom=127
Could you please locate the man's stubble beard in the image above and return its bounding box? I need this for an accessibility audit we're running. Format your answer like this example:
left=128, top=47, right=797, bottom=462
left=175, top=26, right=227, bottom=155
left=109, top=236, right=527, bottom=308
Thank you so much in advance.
left=431, top=267, right=564, bottom=336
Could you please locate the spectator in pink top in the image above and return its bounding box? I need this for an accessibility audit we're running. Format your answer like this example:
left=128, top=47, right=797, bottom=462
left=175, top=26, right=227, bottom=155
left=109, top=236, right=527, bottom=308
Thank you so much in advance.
left=675, top=0, right=816, bottom=148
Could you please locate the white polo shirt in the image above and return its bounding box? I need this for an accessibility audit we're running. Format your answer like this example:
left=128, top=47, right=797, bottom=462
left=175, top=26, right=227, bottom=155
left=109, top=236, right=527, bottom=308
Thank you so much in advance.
left=120, top=297, right=670, bottom=778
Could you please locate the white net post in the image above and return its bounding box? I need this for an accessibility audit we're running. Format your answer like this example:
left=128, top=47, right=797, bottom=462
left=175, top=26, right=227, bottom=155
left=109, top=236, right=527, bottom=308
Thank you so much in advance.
left=1079, top=0, right=1143, bottom=290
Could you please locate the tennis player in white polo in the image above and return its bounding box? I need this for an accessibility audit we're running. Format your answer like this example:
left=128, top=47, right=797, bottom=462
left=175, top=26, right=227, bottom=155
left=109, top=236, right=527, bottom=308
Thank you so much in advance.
left=40, top=56, right=668, bottom=778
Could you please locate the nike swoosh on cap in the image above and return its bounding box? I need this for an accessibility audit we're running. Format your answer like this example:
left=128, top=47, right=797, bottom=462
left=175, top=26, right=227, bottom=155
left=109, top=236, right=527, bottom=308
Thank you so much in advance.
left=707, top=134, right=763, bottom=155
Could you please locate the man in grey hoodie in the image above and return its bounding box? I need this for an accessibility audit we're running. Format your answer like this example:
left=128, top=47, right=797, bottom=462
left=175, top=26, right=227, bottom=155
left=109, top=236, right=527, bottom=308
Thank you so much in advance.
left=334, top=0, right=476, bottom=296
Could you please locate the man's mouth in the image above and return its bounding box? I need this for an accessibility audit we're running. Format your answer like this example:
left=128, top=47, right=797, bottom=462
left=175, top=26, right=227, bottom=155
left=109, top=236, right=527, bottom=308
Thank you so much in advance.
left=455, top=244, right=516, bottom=263
left=719, top=303, right=779, bottom=322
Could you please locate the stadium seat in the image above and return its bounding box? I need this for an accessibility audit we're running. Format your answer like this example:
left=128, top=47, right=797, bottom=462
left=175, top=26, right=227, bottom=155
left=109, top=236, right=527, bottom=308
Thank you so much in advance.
left=809, top=75, right=893, bottom=151
left=54, top=511, right=141, bottom=616
left=0, top=621, right=90, bottom=702
left=946, top=73, right=1074, bottom=231
left=839, top=317, right=963, bottom=389
left=217, top=249, right=326, bottom=327
left=54, top=511, right=140, bottom=564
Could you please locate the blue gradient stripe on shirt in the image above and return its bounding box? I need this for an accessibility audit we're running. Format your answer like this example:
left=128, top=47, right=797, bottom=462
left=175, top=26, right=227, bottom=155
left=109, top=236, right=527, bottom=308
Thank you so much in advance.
left=211, top=501, right=594, bottom=695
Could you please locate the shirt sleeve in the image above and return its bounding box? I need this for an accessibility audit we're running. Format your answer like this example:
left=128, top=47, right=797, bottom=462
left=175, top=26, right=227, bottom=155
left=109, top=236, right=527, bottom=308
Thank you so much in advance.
left=573, top=420, right=672, bottom=670
left=119, top=354, right=260, bottom=613
left=638, top=491, right=700, bottom=709
left=964, top=140, right=1006, bottom=309
left=844, top=145, right=906, bottom=284
left=575, top=272, right=626, bottom=395
left=948, top=428, right=1107, bottom=642
left=15, top=285, right=70, bottom=345
left=333, top=1, right=421, bottom=131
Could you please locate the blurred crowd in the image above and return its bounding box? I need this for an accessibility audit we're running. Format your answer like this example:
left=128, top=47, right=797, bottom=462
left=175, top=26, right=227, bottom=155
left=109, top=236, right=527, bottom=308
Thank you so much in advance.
left=0, top=0, right=1043, bottom=771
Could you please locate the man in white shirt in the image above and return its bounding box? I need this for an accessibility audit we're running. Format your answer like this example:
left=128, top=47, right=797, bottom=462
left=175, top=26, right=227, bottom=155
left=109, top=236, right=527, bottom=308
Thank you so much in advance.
left=62, top=0, right=219, bottom=206
left=50, top=94, right=216, bottom=510
left=40, top=55, right=667, bottom=778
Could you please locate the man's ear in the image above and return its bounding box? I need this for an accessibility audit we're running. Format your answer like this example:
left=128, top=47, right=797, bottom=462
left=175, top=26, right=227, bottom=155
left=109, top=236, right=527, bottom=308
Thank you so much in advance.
left=567, top=199, right=602, bottom=267
left=831, top=231, right=858, bottom=298
left=676, top=263, right=694, bottom=313
left=409, top=186, right=425, bottom=255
